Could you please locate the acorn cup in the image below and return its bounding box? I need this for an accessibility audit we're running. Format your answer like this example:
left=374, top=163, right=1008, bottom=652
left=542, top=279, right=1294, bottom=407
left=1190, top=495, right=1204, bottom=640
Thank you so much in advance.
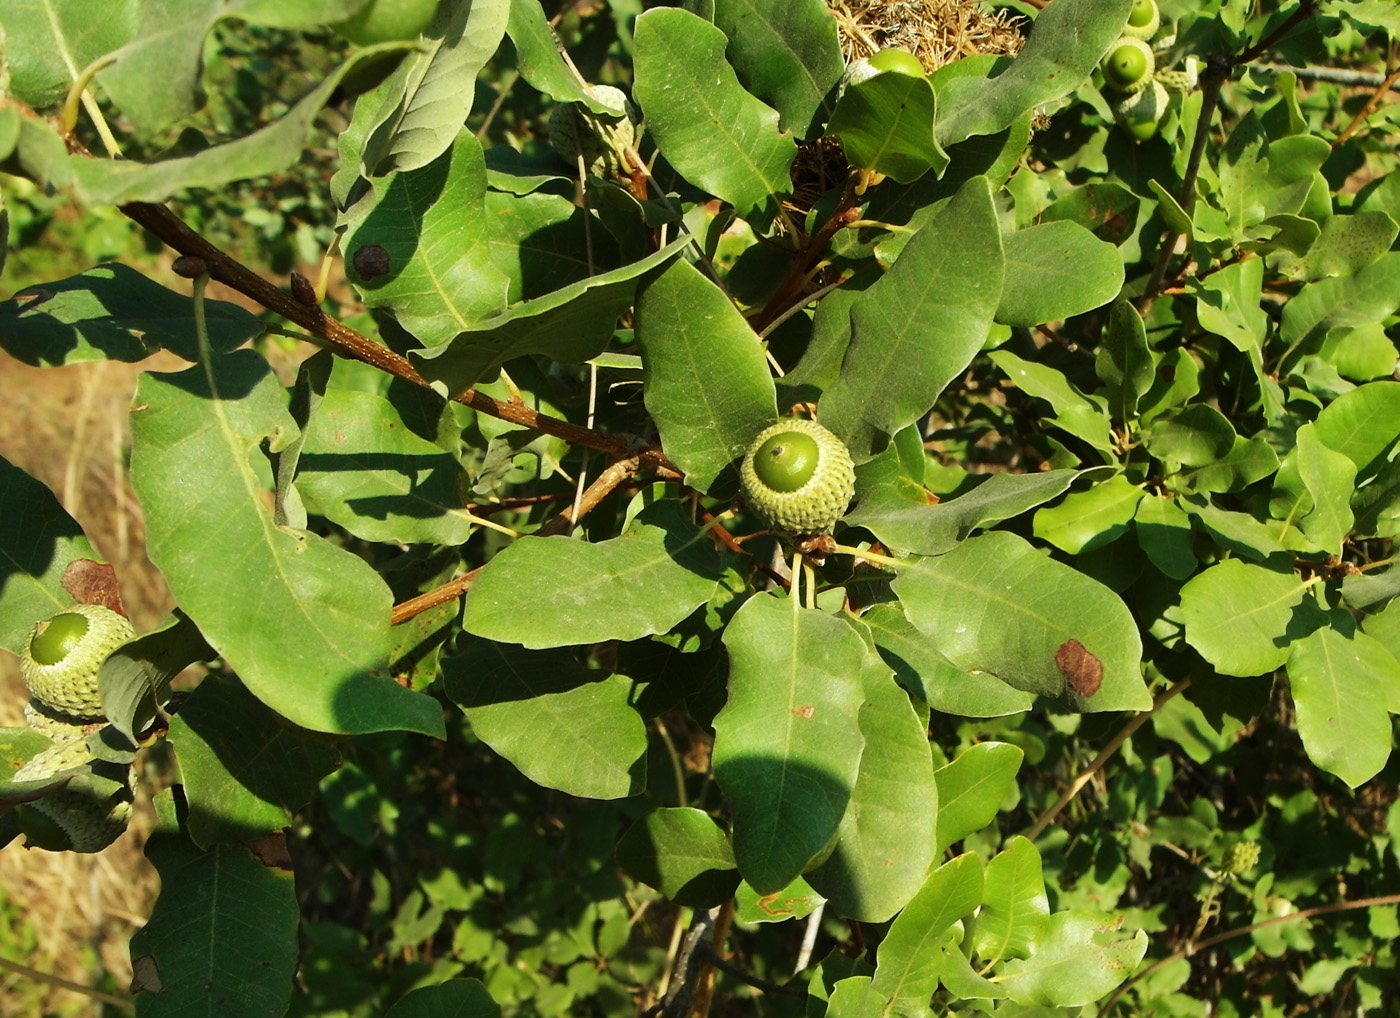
left=1100, top=36, right=1156, bottom=94
left=740, top=419, right=856, bottom=537
left=1123, top=0, right=1161, bottom=41
left=548, top=84, right=640, bottom=177
left=20, top=603, right=135, bottom=721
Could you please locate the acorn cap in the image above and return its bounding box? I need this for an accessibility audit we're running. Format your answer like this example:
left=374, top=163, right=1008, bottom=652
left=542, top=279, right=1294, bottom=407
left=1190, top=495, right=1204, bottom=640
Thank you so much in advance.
left=741, top=419, right=856, bottom=537
left=1122, top=0, right=1160, bottom=41
left=21, top=603, right=135, bottom=721
left=548, top=84, right=639, bottom=176
left=13, top=740, right=133, bottom=853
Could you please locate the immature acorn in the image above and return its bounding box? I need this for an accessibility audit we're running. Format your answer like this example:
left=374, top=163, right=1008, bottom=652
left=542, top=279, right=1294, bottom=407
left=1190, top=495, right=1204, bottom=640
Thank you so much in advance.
left=1100, top=36, right=1156, bottom=93
left=21, top=603, right=134, bottom=721
left=741, top=419, right=856, bottom=537
left=1112, top=79, right=1170, bottom=139
left=12, top=737, right=134, bottom=853
left=548, top=84, right=639, bottom=177
left=1122, top=0, right=1161, bottom=41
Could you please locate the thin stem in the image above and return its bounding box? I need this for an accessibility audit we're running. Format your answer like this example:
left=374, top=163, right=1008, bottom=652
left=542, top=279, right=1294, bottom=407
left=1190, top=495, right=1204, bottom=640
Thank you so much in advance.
left=792, top=549, right=804, bottom=613
left=113, top=200, right=647, bottom=461
left=830, top=544, right=907, bottom=570
left=0, top=957, right=132, bottom=1009
left=1102, top=892, right=1400, bottom=1013
left=1023, top=677, right=1191, bottom=842
left=1333, top=64, right=1400, bottom=149
left=654, top=717, right=689, bottom=809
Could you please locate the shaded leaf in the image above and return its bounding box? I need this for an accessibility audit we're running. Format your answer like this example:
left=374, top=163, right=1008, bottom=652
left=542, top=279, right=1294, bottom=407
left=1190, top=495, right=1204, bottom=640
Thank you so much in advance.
left=129, top=793, right=299, bottom=1018
left=443, top=637, right=646, bottom=799
left=0, top=456, right=99, bottom=655
left=806, top=635, right=937, bottom=923
left=383, top=980, right=501, bottom=1018
left=168, top=674, right=340, bottom=849
left=713, top=593, right=867, bottom=894
left=0, top=264, right=262, bottom=367
left=615, top=808, right=740, bottom=908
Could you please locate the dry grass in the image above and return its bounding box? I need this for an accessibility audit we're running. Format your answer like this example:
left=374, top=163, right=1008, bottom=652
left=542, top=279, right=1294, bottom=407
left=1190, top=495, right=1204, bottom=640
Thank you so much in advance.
left=829, top=0, right=1026, bottom=72
left=0, top=351, right=171, bottom=1017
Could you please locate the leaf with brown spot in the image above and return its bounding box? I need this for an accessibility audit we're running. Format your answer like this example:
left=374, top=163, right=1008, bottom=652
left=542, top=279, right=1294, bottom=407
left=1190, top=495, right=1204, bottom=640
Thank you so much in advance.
left=62, top=559, right=125, bottom=615
left=1056, top=639, right=1103, bottom=698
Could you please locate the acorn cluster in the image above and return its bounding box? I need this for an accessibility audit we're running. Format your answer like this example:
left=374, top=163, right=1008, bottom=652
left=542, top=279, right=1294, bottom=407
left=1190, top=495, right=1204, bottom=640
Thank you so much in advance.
left=8, top=604, right=137, bottom=853
left=1098, top=0, right=1200, bottom=141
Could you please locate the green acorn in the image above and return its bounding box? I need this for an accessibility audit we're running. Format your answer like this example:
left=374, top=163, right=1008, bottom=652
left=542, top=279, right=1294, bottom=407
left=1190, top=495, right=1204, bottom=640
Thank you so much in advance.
left=548, top=84, right=639, bottom=177
left=1156, top=56, right=1200, bottom=94
left=1122, top=0, right=1160, bottom=41
left=1100, top=36, right=1155, bottom=94
left=741, top=419, right=855, bottom=536
left=21, top=603, right=134, bottom=721
left=1112, top=79, right=1170, bottom=139
left=13, top=736, right=132, bottom=853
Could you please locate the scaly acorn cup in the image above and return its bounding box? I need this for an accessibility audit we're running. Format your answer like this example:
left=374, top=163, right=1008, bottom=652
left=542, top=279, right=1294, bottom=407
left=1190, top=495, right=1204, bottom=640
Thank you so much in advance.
left=13, top=737, right=134, bottom=853
left=1100, top=36, right=1155, bottom=93
left=1112, top=80, right=1170, bottom=140
left=21, top=603, right=135, bottom=721
left=1122, top=0, right=1160, bottom=41
left=741, top=419, right=856, bottom=537
left=548, top=84, right=639, bottom=177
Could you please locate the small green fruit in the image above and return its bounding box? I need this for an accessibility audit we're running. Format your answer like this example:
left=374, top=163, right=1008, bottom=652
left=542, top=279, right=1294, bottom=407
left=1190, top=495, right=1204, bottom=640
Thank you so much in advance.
left=1112, top=80, right=1169, bottom=139
left=1123, top=0, right=1160, bottom=40
left=741, top=419, right=855, bottom=536
left=14, top=738, right=132, bottom=853
left=867, top=48, right=926, bottom=77
left=548, top=84, right=639, bottom=177
left=1101, top=37, right=1155, bottom=93
left=21, top=603, right=135, bottom=721
left=331, top=0, right=439, bottom=45
left=29, top=611, right=90, bottom=665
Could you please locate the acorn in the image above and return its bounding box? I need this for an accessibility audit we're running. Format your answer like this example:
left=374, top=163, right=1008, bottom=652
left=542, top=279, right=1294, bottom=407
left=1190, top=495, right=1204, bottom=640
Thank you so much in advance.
left=1100, top=36, right=1155, bottom=94
left=1112, top=79, right=1170, bottom=139
left=1122, top=0, right=1160, bottom=41
left=740, top=419, right=855, bottom=537
left=1156, top=56, right=1200, bottom=94
left=21, top=603, right=135, bottom=721
left=12, top=736, right=133, bottom=853
left=548, top=84, right=639, bottom=177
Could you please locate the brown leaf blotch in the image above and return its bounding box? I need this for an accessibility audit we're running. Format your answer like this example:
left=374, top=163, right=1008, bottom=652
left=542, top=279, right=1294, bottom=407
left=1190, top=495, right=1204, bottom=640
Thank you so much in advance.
left=61, top=560, right=126, bottom=616
left=1055, top=638, right=1103, bottom=698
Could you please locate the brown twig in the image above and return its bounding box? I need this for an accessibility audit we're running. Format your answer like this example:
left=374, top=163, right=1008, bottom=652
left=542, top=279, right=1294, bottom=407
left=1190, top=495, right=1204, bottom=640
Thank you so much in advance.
left=751, top=178, right=860, bottom=334
left=1333, top=63, right=1400, bottom=149
left=390, top=565, right=483, bottom=626
left=114, top=200, right=644, bottom=460
left=536, top=450, right=682, bottom=537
